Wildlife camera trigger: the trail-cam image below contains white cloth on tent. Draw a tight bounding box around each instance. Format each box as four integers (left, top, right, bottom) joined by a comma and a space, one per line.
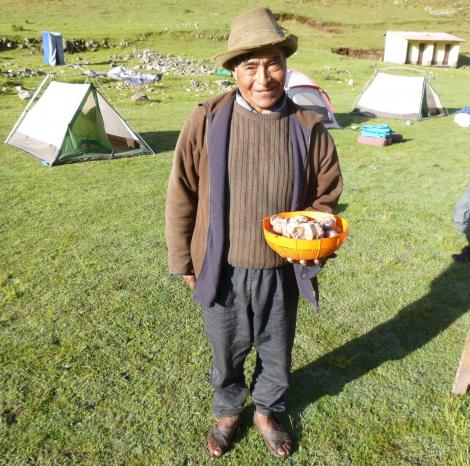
357, 73, 424, 118
96, 93, 137, 139
16, 82, 90, 148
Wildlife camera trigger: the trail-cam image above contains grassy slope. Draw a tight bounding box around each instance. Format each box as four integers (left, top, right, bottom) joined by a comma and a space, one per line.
1, 0, 470, 464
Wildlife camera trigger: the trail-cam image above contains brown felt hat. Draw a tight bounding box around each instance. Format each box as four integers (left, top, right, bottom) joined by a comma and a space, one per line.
215, 7, 298, 70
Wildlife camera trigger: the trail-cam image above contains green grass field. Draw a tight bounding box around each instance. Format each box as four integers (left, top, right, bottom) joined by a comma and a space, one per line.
1, 1, 470, 464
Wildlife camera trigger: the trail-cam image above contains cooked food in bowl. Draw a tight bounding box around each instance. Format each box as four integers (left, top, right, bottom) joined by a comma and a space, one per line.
269, 213, 342, 240
262, 211, 348, 261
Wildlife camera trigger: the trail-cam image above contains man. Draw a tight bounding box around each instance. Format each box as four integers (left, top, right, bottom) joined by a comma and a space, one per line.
165, 7, 342, 458
452, 176, 470, 262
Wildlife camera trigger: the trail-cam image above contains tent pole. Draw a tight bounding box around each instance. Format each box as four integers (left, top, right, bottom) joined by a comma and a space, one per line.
418, 76, 426, 120
4, 73, 51, 144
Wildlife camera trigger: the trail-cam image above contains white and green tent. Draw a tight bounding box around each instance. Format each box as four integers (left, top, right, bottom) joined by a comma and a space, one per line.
352, 69, 446, 120
6, 79, 153, 166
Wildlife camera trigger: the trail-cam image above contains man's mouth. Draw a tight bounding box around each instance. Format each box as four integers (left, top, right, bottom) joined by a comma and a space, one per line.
255, 88, 277, 96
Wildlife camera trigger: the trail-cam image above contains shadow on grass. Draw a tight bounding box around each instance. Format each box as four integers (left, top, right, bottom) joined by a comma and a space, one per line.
87, 61, 113, 66
289, 261, 470, 440
334, 113, 374, 127
140, 131, 180, 154
336, 203, 348, 214
458, 54, 470, 67
446, 107, 466, 115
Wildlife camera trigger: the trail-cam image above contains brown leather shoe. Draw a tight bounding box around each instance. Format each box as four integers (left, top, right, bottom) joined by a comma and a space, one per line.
253, 413, 293, 459
452, 245, 470, 262
205, 416, 241, 458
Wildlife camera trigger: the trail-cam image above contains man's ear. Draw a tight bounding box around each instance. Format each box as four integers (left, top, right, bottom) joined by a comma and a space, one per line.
232, 67, 238, 82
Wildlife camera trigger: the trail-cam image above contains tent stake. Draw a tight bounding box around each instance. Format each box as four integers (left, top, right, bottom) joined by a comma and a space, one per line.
452, 327, 470, 395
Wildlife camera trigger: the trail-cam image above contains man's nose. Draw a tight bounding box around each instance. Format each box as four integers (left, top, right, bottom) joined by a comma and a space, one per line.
255, 66, 270, 85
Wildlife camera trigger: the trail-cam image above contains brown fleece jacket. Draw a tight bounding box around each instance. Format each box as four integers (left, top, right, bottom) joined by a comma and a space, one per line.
165, 90, 343, 277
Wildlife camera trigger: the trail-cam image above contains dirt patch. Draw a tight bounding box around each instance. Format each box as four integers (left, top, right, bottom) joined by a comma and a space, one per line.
136, 30, 227, 44
2, 407, 23, 426
332, 47, 383, 60
274, 12, 341, 33
135, 49, 214, 75
63, 38, 110, 53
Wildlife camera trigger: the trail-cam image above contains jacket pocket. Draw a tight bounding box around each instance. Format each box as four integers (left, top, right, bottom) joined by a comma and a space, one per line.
190, 226, 208, 278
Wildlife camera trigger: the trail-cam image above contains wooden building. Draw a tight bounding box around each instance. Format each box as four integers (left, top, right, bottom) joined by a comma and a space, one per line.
384, 31, 464, 68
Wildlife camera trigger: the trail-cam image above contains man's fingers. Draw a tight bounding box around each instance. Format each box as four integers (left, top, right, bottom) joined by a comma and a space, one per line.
287, 258, 315, 266
285, 256, 336, 267
182, 275, 196, 289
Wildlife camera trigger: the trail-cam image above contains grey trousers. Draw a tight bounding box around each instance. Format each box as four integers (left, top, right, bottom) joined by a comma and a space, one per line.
203, 265, 299, 417
453, 180, 470, 242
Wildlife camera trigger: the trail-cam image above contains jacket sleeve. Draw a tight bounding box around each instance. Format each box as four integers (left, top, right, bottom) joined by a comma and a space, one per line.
306, 122, 343, 213
165, 107, 205, 275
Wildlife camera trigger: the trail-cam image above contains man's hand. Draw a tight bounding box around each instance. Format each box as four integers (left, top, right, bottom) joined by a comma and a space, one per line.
286, 258, 322, 267
283, 253, 337, 267
182, 274, 196, 289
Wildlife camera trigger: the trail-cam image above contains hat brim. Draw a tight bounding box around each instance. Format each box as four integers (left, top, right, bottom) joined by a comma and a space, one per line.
214, 34, 298, 70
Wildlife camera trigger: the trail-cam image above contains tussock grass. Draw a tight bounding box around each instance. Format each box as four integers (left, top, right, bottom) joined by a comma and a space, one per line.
1, 0, 470, 464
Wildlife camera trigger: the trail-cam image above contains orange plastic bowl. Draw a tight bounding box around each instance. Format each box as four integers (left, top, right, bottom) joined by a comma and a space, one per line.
262, 211, 349, 261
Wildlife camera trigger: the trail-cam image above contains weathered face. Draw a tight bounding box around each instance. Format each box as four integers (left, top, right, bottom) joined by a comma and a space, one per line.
232, 46, 287, 113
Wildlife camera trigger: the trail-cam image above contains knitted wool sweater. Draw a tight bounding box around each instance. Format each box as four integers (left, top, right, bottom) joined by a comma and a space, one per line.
227, 102, 293, 268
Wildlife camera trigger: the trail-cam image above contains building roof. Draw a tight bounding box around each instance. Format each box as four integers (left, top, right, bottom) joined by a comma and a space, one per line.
387, 31, 464, 42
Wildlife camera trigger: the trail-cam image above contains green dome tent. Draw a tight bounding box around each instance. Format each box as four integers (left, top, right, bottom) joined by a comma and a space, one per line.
5, 78, 153, 166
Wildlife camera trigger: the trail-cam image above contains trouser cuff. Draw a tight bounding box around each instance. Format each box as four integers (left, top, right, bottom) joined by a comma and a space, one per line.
213, 408, 243, 418
254, 406, 284, 417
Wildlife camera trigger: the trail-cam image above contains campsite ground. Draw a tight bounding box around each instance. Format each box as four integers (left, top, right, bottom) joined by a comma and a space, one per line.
1, 0, 470, 464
